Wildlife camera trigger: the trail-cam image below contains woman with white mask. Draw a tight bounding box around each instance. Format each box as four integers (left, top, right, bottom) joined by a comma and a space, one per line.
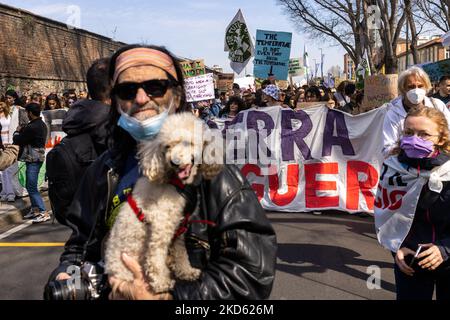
383, 66, 450, 157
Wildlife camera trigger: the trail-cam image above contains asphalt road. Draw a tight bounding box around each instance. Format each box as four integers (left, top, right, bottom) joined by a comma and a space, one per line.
0, 210, 395, 300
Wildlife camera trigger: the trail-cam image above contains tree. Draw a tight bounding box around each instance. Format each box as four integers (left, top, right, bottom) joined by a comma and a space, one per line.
278, 0, 408, 74
416, 0, 450, 32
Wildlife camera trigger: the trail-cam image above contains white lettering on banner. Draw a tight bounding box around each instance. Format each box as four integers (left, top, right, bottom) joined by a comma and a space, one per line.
185, 73, 215, 102
208, 105, 388, 213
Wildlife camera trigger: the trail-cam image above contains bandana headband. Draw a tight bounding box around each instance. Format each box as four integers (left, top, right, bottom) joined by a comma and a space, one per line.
112, 48, 178, 85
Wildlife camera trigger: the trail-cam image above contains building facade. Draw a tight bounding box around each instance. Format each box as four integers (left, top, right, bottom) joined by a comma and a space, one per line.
397, 36, 447, 73
343, 53, 356, 80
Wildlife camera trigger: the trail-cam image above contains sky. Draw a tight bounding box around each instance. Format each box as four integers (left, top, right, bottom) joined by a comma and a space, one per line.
2, 0, 346, 79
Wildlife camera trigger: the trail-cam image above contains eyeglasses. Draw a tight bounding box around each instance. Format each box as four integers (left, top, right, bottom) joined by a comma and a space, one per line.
113, 79, 176, 100
403, 129, 439, 140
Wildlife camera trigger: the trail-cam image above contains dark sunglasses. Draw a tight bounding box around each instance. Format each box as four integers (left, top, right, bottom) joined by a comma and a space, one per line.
113, 79, 176, 100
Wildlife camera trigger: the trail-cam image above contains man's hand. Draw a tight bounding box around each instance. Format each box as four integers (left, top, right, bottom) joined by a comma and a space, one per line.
108, 253, 173, 300
395, 247, 416, 276
417, 243, 444, 271
56, 272, 71, 281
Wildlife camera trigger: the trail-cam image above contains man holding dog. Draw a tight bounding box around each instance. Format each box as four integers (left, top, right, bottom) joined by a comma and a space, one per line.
47, 44, 277, 300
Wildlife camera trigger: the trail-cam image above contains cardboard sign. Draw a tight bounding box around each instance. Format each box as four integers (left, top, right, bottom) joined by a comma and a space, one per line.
253, 30, 292, 80
289, 58, 304, 76
234, 76, 256, 92
180, 59, 206, 78
217, 73, 235, 92
362, 74, 398, 110
185, 73, 215, 102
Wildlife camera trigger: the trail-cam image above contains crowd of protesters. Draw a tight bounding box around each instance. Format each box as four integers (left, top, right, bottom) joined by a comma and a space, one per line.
0, 88, 87, 223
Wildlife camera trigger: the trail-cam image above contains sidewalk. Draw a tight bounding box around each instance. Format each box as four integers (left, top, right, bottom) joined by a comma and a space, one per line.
0, 191, 49, 229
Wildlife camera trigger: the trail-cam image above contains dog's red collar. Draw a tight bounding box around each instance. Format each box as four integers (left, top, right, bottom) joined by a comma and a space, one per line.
127, 194, 145, 222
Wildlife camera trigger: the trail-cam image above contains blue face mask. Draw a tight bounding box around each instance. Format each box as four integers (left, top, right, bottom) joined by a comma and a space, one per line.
117, 101, 174, 141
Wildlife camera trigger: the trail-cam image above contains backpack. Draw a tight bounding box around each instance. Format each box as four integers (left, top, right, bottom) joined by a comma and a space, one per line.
46, 133, 98, 226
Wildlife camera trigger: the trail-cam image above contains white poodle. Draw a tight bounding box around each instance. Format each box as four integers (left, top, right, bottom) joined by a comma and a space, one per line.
105, 112, 223, 293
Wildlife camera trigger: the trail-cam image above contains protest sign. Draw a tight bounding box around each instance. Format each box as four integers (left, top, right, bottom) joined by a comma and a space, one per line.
362, 74, 398, 111
254, 30, 292, 80
185, 73, 215, 102
289, 58, 304, 77
224, 9, 254, 74
42, 109, 67, 150
180, 59, 205, 78
207, 105, 387, 213
234, 76, 256, 92
217, 73, 235, 92
421, 58, 450, 83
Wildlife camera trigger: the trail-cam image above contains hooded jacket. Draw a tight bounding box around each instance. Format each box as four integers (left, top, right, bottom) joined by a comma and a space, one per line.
62, 99, 110, 155
382, 96, 450, 157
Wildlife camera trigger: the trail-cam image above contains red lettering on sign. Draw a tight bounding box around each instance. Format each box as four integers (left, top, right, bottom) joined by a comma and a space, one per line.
241, 164, 265, 201
305, 163, 339, 208
388, 190, 407, 210
374, 186, 407, 210
268, 164, 299, 206
374, 184, 383, 208
346, 161, 379, 210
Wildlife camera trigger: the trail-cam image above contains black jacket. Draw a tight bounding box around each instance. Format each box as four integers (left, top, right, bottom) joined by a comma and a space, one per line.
48, 151, 277, 300
13, 117, 47, 148
399, 152, 450, 268
62, 99, 110, 155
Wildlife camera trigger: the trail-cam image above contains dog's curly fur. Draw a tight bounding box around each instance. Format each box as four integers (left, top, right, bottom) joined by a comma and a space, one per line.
104, 112, 223, 293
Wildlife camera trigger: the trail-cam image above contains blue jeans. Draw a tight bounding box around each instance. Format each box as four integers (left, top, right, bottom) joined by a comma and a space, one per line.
26, 162, 46, 212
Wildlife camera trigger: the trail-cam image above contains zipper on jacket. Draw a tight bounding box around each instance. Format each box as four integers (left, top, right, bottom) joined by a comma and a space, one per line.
426, 209, 436, 243
104, 168, 119, 224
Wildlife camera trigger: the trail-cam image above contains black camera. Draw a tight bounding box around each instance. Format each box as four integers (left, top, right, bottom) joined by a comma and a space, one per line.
44, 262, 108, 300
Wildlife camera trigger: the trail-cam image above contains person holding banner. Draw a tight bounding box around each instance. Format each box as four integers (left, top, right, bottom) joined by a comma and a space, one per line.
375, 107, 450, 300
261, 84, 282, 108
219, 96, 245, 119
383, 67, 450, 157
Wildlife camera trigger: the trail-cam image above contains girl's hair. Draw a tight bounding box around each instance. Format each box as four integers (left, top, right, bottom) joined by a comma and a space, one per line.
0, 101, 11, 117
220, 96, 245, 117
0, 102, 11, 118
392, 106, 450, 155
44, 93, 62, 110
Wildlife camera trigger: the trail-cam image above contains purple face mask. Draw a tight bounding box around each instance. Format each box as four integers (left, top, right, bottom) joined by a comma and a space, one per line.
400, 135, 435, 158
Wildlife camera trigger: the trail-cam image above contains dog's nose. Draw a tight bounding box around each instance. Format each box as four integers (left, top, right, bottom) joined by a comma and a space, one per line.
170, 160, 180, 167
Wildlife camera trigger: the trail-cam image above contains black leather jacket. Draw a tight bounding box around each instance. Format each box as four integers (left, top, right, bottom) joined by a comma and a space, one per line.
48, 151, 277, 300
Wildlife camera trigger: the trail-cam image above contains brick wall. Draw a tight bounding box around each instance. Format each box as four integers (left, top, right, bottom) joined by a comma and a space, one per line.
0, 3, 125, 96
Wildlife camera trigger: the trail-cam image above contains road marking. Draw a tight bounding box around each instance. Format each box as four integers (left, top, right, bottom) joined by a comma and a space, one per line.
0, 243, 65, 247
0, 221, 32, 240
